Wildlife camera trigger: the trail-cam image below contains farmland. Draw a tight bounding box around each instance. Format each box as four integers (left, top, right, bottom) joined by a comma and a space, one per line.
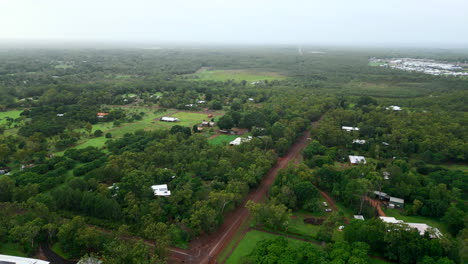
185, 68, 287, 82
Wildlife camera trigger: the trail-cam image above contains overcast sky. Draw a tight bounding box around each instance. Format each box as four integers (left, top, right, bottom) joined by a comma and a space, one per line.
1, 0, 468, 47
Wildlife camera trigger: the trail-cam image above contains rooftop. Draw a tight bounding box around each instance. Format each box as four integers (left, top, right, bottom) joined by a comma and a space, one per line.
349, 155, 366, 164
0, 255, 49, 264
151, 184, 171, 196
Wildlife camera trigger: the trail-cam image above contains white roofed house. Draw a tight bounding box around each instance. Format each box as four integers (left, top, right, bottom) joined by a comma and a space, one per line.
160, 117, 180, 122
386, 105, 402, 111
349, 155, 366, 165
352, 139, 366, 144
229, 136, 253, 146
0, 255, 49, 264
151, 184, 171, 196
342, 126, 359, 132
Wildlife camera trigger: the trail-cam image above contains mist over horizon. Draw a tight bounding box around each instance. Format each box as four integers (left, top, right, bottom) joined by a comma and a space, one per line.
1, 0, 468, 49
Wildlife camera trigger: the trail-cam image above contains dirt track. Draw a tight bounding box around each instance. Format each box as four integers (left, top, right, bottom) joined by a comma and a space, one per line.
168, 125, 314, 263
364, 197, 386, 217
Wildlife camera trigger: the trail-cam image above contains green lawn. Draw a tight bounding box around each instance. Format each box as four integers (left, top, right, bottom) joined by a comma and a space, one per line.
208, 135, 238, 146
0, 242, 27, 257
170, 112, 212, 127
186, 68, 287, 82
56, 109, 215, 152
226, 230, 322, 264
0, 110, 23, 125
382, 208, 448, 234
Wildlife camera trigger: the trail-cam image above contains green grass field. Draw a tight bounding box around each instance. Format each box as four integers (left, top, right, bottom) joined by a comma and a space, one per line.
170, 112, 212, 127
225, 230, 321, 264
0, 242, 27, 257
208, 135, 238, 146
62, 109, 214, 151
187, 68, 287, 82
438, 163, 468, 172
0, 110, 23, 125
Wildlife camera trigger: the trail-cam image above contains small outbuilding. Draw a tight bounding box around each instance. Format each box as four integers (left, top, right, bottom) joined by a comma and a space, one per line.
354, 215, 365, 220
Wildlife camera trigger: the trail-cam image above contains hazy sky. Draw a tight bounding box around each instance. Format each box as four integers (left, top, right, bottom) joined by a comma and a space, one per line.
1, 0, 468, 46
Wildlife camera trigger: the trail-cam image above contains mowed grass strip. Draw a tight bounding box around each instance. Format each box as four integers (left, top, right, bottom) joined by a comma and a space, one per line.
0, 242, 27, 257
225, 230, 321, 264
208, 135, 238, 146
189, 69, 287, 82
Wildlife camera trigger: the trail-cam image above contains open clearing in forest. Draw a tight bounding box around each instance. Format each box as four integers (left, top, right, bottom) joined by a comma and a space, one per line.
186, 68, 287, 82
0, 110, 23, 125
60, 109, 221, 151
225, 230, 321, 264
208, 134, 238, 146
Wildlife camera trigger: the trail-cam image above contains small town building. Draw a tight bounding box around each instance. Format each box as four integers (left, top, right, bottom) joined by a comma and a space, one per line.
160, 117, 180, 122
197, 100, 206, 104
389, 197, 404, 208
151, 184, 171, 196
0, 254, 49, 264
248, 98, 255, 102
342, 126, 360, 132
349, 155, 366, 165
386, 105, 402, 111
352, 139, 366, 144
56, 113, 65, 117
97, 113, 109, 118
354, 215, 365, 220
201, 121, 215, 127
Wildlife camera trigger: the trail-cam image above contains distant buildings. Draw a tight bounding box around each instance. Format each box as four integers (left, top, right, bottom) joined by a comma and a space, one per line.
373, 191, 404, 208
369, 57, 468, 77
353, 139, 366, 144
386, 105, 402, 111
97, 113, 109, 118
342, 126, 359, 132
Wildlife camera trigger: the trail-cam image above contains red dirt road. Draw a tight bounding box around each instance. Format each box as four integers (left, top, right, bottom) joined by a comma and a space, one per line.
168, 128, 313, 264
365, 197, 386, 217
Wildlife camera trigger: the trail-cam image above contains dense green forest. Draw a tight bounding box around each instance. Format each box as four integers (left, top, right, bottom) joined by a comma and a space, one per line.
0, 47, 466, 264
